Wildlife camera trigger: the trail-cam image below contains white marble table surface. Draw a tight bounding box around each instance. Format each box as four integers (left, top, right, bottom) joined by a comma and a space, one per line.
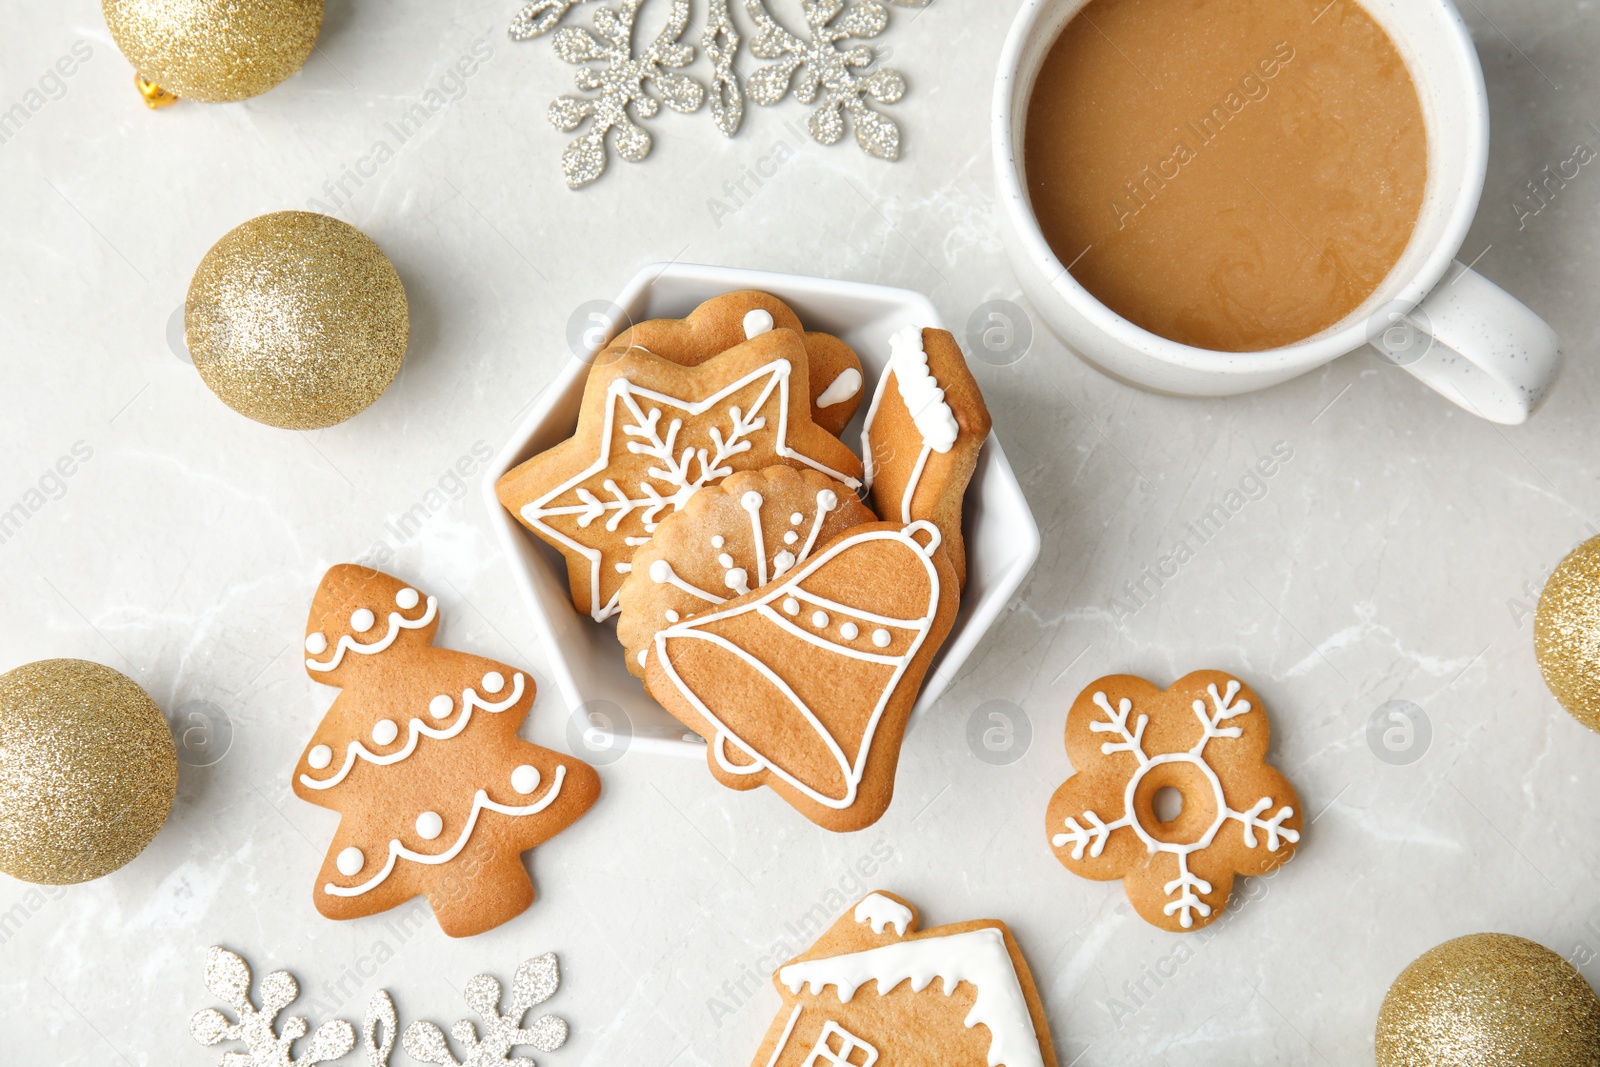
3, 1, 1598, 1064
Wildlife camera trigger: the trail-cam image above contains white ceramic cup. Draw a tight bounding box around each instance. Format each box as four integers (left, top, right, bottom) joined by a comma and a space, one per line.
993, 0, 1563, 424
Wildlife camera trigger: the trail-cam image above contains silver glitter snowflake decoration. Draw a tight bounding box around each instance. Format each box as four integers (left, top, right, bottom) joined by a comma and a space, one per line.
190, 947, 356, 1067
745, 0, 905, 159
547, 0, 707, 188
400, 954, 568, 1067
509, 0, 602, 39
514, 0, 929, 185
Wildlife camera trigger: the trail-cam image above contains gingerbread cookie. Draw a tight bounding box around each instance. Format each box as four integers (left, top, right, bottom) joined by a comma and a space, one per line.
292, 565, 600, 938
1045, 671, 1302, 932
613, 290, 866, 437
862, 326, 991, 589
751, 891, 1058, 1067
616, 466, 876, 678
643, 520, 958, 832
496, 329, 864, 621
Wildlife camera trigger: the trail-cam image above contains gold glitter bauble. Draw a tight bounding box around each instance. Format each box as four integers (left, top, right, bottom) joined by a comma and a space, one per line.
0, 659, 178, 885
1376, 933, 1600, 1067
186, 211, 409, 430
102, 0, 323, 103
1536, 535, 1600, 733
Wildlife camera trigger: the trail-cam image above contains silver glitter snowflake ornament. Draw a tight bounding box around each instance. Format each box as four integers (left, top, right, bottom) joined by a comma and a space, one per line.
548, 0, 707, 188
190, 947, 356, 1067
746, 0, 906, 159
510, 0, 588, 39
401, 954, 569, 1067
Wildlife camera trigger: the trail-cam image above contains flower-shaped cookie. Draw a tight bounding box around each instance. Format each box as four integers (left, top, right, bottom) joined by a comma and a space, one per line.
1045, 671, 1302, 932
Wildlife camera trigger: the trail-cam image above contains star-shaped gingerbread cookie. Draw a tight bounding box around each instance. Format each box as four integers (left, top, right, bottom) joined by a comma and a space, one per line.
497, 329, 864, 620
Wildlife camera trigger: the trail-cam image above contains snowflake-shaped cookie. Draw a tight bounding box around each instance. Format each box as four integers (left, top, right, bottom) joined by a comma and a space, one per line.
1045, 671, 1303, 932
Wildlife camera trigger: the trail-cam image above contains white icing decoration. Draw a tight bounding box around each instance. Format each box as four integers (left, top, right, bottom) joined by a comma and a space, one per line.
841, 622, 859, 640
773, 550, 797, 577
519, 359, 861, 621
725, 569, 751, 595
350, 608, 376, 634
765, 1005, 803, 1067
1049, 681, 1300, 929
625, 535, 651, 547
307, 745, 332, 770
336, 847, 364, 876
654, 521, 944, 811
304, 632, 328, 655
718, 553, 734, 568
743, 308, 775, 338
300, 673, 527, 791
415, 811, 443, 840
712, 535, 725, 548
784, 531, 799, 545
779, 926, 1044, 1067
861, 326, 961, 513
854, 892, 912, 935
639, 649, 648, 667
742, 491, 768, 588
649, 559, 727, 605
790, 512, 804, 525
429, 694, 453, 718
395, 587, 420, 610
806, 1022, 879, 1066
872, 629, 892, 648
616, 562, 632, 573
812, 611, 829, 628
324, 766, 568, 898
511, 764, 540, 794
371, 719, 399, 746
482, 671, 505, 694
665, 609, 680, 623
817, 367, 863, 408
306, 595, 438, 672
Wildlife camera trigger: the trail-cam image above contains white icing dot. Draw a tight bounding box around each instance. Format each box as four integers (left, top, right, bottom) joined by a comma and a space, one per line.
482, 671, 505, 694
395, 587, 420, 610
649, 559, 673, 583
415, 811, 443, 840
711, 535, 725, 548
304, 632, 328, 655
773, 550, 796, 576
616, 562, 632, 573
725, 568, 749, 593
784, 531, 799, 545
742, 491, 764, 510
790, 512, 804, 525
812, 611, 829, 628
638, 649, 648, 667
841, 622, 860, 640
817, 490, 838, 510
307, 744, 332, 770
372, 719, 399, 746
743, 308, 775, 338
783, 598, 800, 615
429, 694, 453, 718
350, 608, 376, 633
665, 609, 680, 622
511, 765, 540, 794
336, 847, 365, 876
873, 629, 892, 648
718, 553, 734, 568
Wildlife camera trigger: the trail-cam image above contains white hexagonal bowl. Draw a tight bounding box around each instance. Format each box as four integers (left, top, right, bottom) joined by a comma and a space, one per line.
483, 262, 1041, 758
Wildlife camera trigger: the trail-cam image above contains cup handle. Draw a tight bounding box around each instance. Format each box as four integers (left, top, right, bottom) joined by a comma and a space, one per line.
1370, 261, 1562, 424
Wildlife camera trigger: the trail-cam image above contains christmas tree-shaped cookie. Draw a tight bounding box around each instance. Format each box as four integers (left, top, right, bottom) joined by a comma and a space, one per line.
292, 565, 600, 937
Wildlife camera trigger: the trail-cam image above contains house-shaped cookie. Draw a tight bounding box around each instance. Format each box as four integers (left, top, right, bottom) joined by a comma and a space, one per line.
750, 891, 1058, 1066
